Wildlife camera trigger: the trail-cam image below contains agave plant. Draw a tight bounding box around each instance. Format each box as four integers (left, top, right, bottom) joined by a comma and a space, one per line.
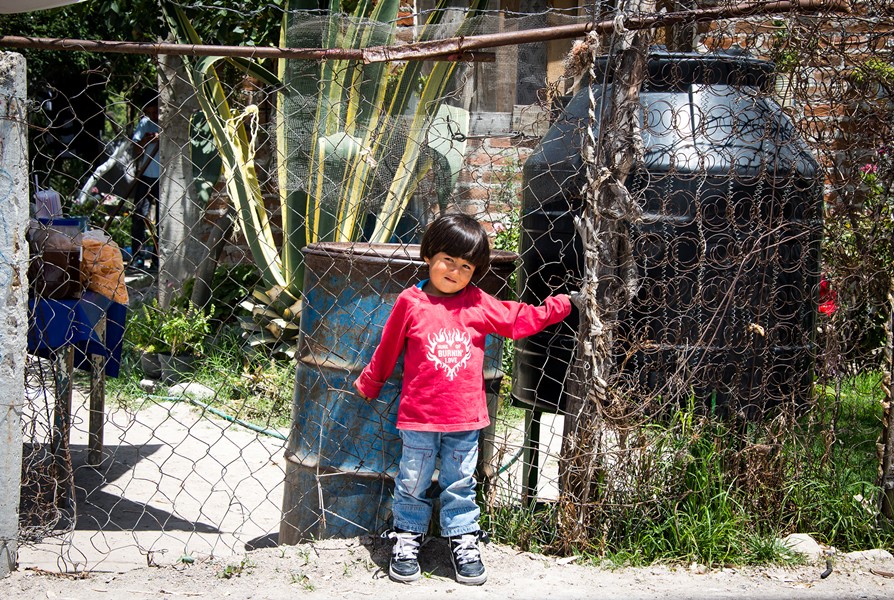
163, 0, 481, 356
283, 1, 481, 248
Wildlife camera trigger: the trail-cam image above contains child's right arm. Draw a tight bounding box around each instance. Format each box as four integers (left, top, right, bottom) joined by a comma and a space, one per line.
353, 295, 411, 400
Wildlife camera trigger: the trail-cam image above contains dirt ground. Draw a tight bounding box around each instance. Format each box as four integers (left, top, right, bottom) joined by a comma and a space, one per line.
12, 368, 894, 599
4, 535, 894, 599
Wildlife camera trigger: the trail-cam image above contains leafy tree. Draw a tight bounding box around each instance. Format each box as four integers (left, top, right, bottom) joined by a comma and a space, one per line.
0, 1, 286, 198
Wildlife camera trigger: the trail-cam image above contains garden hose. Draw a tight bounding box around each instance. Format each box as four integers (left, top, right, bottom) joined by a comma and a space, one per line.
820, 558, 833, 579
149, 394, 288, 441
151, 393, 527, 474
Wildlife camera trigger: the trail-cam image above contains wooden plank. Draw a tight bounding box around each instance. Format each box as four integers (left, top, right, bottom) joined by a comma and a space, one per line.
87, 314, 106, 466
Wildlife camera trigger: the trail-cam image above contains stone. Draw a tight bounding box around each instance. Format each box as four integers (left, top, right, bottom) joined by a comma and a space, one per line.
845, 549, 894, 562
167, 382, 216, 402
780, 533, 825, 560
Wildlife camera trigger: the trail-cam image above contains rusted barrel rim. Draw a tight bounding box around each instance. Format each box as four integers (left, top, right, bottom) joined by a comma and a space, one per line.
302, 242, 519, 268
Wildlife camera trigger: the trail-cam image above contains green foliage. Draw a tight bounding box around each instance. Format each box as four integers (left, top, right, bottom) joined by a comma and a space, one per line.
481, 502, 559, 554
158, 301, 213, 356
740, 535, 805, 566
237, 285, 303, 360
162, 1, 294, 298
1, 0, 285, 55
114, 323, 296, 427
769, 20, 801, 73
195, 327, 296, 428
1, 0, 283, 207
614, 403, 750, 565
852, 58, 894, 88
290, 571, 315, 591
292, 0, 484, 246
0, 2, 157, 202
492, 209, 521, 256
104, 351, 149, 409
167, 0, 284, 49
125, 299, 167, 354
189, 111, 224, 205
164, 0, 483, 304
491, 160, 522, 295
176, 264, 262, 323
823, 149, 894, 361
218, 556, 255, 579
0, 3, 152, 92
777, 373, 888, 550
67, 196, 131, 249
492, 159, 522, 396
486, 376, 892, 566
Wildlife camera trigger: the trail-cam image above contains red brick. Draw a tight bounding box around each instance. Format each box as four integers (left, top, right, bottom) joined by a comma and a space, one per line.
456, 169, 478, 185
488, 137, 514, 149
466, 151, 495, 167
457, 185, 490, 201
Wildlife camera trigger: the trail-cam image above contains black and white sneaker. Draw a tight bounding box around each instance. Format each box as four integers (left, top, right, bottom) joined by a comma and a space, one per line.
383, 529, 424, 582
449, 530, 489, 585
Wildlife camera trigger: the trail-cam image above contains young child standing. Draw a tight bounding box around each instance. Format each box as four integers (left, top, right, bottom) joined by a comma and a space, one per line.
353, 213, 572, 585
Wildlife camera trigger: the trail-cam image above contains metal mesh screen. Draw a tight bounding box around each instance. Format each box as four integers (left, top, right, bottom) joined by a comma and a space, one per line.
4, 0, 893, 571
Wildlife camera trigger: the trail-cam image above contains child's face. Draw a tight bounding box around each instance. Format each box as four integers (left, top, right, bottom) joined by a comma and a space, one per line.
423, 252, 475, 296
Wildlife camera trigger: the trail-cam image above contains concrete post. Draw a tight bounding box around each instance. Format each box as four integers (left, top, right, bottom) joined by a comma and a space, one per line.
0, 51, 28, 576
156, 49, 203, 308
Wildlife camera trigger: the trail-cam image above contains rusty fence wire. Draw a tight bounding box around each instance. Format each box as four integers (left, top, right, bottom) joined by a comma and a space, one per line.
5, 1, 894, 571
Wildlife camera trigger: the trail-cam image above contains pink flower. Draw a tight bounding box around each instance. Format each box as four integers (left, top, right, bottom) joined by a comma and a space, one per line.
860, 163, 878, 174
493, 222, 506, 234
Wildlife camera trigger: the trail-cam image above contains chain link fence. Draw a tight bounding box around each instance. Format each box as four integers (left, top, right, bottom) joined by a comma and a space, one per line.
7, 1, 894, 571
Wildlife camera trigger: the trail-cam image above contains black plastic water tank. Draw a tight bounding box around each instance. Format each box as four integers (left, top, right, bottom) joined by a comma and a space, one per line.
513, 51, 822, 418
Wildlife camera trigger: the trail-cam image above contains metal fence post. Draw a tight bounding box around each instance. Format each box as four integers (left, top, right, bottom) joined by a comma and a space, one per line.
0, 51, 28, 577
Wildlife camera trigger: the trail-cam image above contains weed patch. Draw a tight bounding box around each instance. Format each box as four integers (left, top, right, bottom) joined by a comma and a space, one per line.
484, 374, 894, 566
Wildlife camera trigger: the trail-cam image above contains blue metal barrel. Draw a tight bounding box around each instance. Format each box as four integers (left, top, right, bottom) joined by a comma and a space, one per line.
280, 242, 516, 543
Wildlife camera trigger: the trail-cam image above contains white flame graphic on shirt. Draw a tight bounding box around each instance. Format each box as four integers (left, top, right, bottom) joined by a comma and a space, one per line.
425, 328, 472, 381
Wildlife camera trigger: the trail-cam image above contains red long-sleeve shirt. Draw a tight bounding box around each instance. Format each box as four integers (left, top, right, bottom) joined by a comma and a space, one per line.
354, 284, 572, 432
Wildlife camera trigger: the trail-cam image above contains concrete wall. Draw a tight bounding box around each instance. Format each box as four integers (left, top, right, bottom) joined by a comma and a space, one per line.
0, 51, 28, 577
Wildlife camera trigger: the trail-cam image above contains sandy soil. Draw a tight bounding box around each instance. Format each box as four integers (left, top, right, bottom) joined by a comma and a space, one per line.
12, 371, 894, 599
4, 535, 894, 599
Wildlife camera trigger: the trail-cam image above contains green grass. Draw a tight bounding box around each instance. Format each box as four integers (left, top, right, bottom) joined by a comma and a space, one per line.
481, 501, 560, 554
191, 327, 295, 429
775, 372, 889, 550
103, 349, 161, 411
483, 372, 893, 566
108, 323, 295, 431
218, 556, 255, 579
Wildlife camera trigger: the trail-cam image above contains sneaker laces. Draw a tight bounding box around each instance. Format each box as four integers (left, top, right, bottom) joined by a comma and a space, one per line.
385, 530, 421, 560
452, 531, 488, 565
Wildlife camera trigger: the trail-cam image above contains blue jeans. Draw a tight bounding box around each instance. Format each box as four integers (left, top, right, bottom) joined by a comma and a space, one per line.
392, 429, 480, 537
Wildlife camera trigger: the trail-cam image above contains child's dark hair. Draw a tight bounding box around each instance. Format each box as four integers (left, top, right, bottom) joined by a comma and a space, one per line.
420, 213, 490, 278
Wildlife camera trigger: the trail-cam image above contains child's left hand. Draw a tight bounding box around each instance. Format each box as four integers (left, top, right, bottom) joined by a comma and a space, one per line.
568, 290, 586, 310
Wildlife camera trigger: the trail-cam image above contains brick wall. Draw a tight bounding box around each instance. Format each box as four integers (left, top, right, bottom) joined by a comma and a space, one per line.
696, 7, 894, 197
456, 136, 536, 235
